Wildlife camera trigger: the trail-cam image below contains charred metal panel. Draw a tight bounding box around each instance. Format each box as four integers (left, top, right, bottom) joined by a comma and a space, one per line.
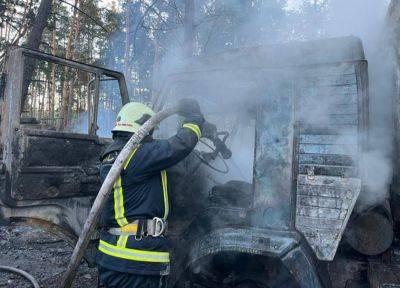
295, 63, 362, 131
209, 181, 253, 208
20, 130, 106, 167
296, 129, 358, 178
292, 61, 367, 261
295, 175, 361, 261
253, 83, 295, 230
0, 50, 24, 207
9, 129, 108, 200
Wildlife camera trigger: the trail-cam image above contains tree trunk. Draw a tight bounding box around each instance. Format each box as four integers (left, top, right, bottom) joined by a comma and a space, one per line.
68, 6, 83, 128
67, 78, 76, 128
21, 0, 53, 110
50, 27, 57, 120
47, 74, 52, 124
59, 0, 80, 130
40, 78, 46, 119
30, 84, 36, 116
183, 0, 195, 58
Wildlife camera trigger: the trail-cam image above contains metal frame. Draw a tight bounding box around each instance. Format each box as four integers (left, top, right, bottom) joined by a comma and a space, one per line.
1, 47, 129, 139
19, 47, 130, 107
0, 47, 131, 263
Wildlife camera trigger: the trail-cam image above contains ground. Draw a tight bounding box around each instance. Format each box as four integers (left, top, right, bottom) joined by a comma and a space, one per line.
0, 225, 98, 288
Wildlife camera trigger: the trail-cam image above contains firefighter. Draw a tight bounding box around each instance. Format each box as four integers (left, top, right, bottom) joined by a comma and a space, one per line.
96, 99, 204, 288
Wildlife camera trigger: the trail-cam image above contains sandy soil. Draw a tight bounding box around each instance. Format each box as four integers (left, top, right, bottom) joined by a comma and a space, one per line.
0, 225, 98, 288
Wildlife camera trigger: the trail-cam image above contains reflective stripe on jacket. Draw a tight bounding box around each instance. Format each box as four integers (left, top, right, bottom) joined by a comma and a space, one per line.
96, 122, 202, 275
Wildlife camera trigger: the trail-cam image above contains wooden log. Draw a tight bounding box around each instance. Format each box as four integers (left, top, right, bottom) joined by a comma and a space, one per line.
60, 107, 178, 288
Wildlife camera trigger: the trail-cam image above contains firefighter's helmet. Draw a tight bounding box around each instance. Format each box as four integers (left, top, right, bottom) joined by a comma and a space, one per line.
112, 102, 155, 134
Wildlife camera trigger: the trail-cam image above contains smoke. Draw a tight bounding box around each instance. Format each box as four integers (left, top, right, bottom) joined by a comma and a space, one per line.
94, 1, 395, 213
74, 0, 395, 215
156, 0, 392, 199
323, 0, 393, 209
246, 1, 392, 210
359, 149, 392, 207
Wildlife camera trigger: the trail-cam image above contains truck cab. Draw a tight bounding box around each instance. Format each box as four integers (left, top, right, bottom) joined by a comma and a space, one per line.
0, 47, 129, 251
156, 36, 371, 287
0, 37, 392, 288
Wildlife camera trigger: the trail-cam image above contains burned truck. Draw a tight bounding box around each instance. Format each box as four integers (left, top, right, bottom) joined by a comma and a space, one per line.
0, 36, 398, 287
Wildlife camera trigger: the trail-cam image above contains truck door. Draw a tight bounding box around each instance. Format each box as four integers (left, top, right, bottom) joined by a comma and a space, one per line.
0, 47, 129, 243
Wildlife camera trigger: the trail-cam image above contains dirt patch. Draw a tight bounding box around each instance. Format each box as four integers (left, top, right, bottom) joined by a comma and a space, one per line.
0, 225, 98, 288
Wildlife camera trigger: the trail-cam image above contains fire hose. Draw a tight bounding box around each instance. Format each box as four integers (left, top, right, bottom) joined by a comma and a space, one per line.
60, 107, 178, 288
0, 265, 40, 288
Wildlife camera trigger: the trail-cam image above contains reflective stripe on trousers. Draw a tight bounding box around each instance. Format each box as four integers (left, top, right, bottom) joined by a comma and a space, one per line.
98, 240, 170, 263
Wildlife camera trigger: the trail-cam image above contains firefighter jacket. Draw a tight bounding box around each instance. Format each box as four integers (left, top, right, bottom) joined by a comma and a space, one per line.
96, 118, 203, 275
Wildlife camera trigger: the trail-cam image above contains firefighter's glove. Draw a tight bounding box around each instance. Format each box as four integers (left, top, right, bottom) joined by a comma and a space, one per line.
177, 98, 205, 127
202, 122, 217, 140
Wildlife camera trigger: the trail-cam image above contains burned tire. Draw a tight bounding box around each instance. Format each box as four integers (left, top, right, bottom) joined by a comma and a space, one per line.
176, 252, 300, 288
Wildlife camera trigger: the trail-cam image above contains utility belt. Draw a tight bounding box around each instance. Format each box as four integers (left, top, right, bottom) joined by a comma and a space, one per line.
108, 217, 167, 239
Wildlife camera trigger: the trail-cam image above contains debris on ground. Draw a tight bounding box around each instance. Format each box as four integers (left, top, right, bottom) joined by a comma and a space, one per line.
0, 225, 98, 288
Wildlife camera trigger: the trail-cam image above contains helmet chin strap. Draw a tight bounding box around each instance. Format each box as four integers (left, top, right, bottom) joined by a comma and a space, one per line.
112, 129, 154, 141
112, 131, 133, 140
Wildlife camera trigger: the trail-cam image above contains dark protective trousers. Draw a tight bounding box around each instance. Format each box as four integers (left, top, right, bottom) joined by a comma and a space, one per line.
98, 266, 168, 288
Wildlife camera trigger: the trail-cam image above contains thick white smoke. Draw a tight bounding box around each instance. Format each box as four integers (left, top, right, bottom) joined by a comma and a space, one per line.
93, 1, 394, 208
156, 1, 394, 210
325, 0, 393, 208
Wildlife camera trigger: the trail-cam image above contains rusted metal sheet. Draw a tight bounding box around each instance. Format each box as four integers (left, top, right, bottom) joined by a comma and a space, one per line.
295, 175, 361, 261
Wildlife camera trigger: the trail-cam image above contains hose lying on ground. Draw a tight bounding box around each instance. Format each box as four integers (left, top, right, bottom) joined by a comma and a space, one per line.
60, 107, 178, 288
0, 265, 40, 288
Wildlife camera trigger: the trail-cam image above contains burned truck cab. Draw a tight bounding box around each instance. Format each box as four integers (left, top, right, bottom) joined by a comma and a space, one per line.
0, 47, 129, 248
157, 36, 369, 288
0, 38, 379, 287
